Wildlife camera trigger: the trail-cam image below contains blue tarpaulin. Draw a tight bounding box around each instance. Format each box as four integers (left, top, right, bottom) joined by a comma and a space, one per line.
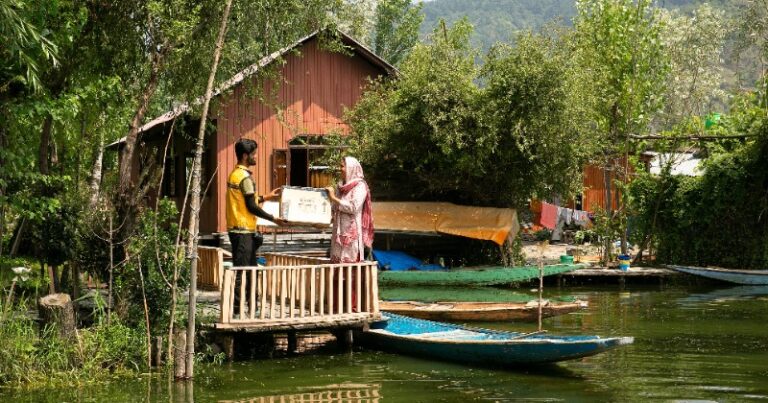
372, 249, 444, 271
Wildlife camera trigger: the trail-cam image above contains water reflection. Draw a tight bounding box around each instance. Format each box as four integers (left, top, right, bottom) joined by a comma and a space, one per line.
677, 285, 768, 305
219, 383, 381, 403
3, 285, 768, 402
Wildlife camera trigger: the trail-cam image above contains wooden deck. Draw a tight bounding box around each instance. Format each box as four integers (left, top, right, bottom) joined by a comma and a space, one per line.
215, 253, 381, 333
553, 266, 681, 286
564, 267, 679, 277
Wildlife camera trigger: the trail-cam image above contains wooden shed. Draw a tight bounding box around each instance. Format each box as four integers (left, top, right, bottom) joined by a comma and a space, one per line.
117, 30, 395, 238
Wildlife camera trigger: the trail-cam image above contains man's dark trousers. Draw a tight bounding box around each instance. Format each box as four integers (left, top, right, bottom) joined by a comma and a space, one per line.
229, 232, 263, 314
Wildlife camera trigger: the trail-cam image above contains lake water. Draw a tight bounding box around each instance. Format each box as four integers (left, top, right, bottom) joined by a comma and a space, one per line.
4, 284, 768, 402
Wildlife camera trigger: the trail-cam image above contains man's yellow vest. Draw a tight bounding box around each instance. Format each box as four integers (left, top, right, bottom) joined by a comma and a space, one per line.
226, 165, 256, 231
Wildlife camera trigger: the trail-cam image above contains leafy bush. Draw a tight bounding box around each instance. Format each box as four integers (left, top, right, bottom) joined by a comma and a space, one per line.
628, 94, 768, 269
114, 199, 188, 335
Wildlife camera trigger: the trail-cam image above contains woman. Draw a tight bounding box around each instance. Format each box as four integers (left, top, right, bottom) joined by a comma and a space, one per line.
325, 156, 374, 263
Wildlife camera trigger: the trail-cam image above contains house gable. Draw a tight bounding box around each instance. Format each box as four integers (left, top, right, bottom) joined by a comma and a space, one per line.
213, 36, 391, 233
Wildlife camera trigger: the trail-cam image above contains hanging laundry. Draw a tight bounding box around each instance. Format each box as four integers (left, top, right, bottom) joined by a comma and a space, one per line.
574, 210, 591, 227
551, 207, 571, 241
564, 208, 574, 226
540, 202, 558, 230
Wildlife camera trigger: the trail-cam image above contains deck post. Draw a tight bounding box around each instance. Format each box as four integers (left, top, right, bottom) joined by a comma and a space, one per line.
219, 334, 235, 362
337, 329, 353, 351
287, 331, 298, 354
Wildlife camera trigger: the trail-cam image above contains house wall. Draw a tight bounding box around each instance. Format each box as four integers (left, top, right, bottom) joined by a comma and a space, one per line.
210, 38, 387, 234
581, 163, 622, 212
529, 158, 631, 229
138, 121, 219, 235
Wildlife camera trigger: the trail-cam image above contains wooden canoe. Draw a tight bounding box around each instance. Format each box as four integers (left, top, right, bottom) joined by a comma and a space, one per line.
360, 313, 633, 365
667, 265, 768, 285
379, 300, 588, 322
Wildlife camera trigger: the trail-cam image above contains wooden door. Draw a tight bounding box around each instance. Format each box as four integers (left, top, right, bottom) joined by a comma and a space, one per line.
272, 149, 289, 188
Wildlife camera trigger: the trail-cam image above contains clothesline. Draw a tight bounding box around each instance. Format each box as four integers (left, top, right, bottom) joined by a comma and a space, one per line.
539, 201, 592, 231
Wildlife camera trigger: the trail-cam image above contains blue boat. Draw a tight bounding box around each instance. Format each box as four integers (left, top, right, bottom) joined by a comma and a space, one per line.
667, 265, 768, 285
360, 313, 633, 365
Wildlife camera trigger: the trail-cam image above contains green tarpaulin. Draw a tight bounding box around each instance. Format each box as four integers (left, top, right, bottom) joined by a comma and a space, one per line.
380, 286, 578, 303
378, 264, 583, 286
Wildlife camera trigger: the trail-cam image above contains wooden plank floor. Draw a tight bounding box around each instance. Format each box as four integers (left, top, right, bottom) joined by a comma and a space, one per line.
214, 313, 378, 333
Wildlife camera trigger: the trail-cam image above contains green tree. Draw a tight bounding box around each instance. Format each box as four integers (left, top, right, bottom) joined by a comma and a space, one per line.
656, 5, 727, 129
347, 20, 589, 209
370, 0, 424, 65
573, 0, 669, 259
0, 0, 58, 93
479, 30, 594, 207
348, 20, 485, 204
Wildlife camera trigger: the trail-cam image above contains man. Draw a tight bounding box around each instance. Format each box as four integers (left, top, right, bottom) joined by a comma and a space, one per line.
227, 139, 286, 314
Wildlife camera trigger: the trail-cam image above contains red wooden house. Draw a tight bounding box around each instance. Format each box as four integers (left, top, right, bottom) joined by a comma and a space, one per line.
117, 31, 395, 239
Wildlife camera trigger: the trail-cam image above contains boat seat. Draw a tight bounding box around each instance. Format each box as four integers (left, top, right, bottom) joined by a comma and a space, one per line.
373, 328, 495, 341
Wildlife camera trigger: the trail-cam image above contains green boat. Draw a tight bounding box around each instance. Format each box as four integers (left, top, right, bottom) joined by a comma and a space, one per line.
378, 264, 584, 286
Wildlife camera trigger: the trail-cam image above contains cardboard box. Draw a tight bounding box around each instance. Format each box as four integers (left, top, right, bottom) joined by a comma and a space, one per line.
279, 186, 332, 226
256, 201, 280, 227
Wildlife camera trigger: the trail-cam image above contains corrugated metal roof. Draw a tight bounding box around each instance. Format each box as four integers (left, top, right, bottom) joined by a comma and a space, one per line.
646, 151, 703, 176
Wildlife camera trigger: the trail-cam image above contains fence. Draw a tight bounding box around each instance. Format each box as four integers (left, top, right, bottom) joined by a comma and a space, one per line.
219, 254, 380, 327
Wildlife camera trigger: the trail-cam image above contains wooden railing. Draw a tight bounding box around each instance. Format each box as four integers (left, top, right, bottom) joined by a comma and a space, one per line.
219, 260, 380, 327
197, 246, 231, 291
264, 252, 330, 266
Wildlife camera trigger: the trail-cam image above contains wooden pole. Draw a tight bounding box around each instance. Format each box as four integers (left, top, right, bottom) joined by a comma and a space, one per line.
108, 214, 114, 325
137, 260, 152, 370
536, 241, 548, 332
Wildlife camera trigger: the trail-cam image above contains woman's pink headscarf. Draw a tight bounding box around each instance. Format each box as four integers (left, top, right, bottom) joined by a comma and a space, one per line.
337, 156, 374, 248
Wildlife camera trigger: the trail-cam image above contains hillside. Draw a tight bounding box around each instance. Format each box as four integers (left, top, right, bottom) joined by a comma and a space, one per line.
421, 0, 736, 51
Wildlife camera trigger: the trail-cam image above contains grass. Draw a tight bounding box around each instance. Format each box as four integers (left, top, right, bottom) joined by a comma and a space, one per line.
0, 296, 147, 389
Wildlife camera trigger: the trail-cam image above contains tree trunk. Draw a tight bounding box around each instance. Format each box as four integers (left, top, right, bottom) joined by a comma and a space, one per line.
9, 217, 25, 257
59, 264, 71, 294
173, 328, 187, 379
38, 293, 76, 341
115, 46, 168, 251
185, 0, 234, 380
0, 109, 6, 258
107, 215, 114, 324
47, 264, 58, 294
603, 163, 612, 264
72, 264, 80, 314
152, 336, 164, 367
633, 176, 671, 264
0, 203, 4, 259
137, 260, 153, 370
51, 137, 60, 170
39, 115, 53, 175
117, 47, 167, 199
88, 131, 104, 209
